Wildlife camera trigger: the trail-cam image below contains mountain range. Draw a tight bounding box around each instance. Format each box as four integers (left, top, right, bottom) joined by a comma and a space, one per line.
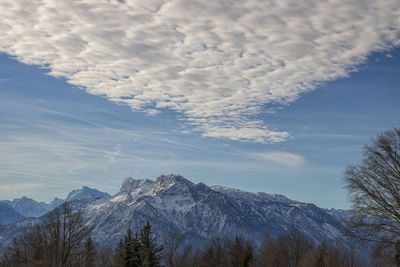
0, 186, 110, 224
0, 174, 354, 251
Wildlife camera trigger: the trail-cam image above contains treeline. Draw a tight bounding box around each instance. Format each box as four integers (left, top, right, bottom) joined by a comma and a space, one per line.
0, 203, 393, 266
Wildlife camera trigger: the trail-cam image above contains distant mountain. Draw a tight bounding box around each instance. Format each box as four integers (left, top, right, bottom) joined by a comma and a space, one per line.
3, 197, 51, 218
66, 186, 110, 202
0, 174, 357, 251
48, 198, 64, 210
0, 202, 24, 225
0, 186, 109, 222
2, 196, 66, 218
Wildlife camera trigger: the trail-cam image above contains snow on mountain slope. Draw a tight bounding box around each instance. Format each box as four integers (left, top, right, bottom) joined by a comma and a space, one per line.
111, 177, 155, 203
211, 185, 295, 205
0, 174, 356, 250
66, 186, 110, 202
75, 174, 353, 248
325, 208, 353, 222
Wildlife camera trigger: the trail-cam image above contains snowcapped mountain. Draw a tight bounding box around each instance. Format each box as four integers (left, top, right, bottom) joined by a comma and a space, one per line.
74, 175, 354, 248
66, 186, 111, 202
0, 174, 356, 250
0, 187, 109, 224
3, 197, 52, 218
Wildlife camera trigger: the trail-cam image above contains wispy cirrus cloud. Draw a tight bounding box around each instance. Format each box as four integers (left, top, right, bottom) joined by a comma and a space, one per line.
0, 182, 45, 192
254, 151, 306, 168
0, 0, 399, 142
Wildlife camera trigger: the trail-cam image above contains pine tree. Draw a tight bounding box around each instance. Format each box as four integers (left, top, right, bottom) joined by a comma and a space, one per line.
122, 227, 142, 267
124, 228, 135, 267
139, 221, 163, 267
132, 231, 142, 267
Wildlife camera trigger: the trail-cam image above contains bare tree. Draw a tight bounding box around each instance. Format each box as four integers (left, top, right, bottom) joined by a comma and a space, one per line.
344, 128, 400, 243
227, 235, 255, 267
299, 241, 360, 267
84, 237, 97, 267
200, 238, 229, 267
163, 231, 184, 267
45, 203, 92, 266
0, 202, 91, 267
172, 244, 200, 267
257, 229, 313, 267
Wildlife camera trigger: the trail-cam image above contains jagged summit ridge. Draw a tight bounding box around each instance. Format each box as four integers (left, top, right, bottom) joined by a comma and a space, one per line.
117, 174, 194, 200
120, 177, 154, 193
153, 174, 194, 194
79, 174, 352, 248
211, 186, 294, 204
1, 174, 355, 251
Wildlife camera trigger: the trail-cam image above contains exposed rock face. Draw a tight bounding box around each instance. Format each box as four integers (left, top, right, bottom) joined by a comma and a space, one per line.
76, 174, 352, 248
0, 174, 355, 251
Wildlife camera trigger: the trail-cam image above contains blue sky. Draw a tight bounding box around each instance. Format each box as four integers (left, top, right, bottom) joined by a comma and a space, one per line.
0, 0, 400, 209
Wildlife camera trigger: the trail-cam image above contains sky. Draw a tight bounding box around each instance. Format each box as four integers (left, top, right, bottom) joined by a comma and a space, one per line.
0, 0, 399, 209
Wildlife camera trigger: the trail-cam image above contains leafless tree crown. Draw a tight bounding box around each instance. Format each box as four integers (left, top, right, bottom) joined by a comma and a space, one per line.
345, 128, 400, 244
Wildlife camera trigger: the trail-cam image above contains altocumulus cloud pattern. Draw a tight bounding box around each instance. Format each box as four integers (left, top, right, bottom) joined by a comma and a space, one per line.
1, 0, 399, 143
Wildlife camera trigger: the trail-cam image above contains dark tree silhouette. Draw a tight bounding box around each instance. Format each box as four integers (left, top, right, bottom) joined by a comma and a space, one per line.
124, 227, 135, 267
228, 235, 255, 267
200, 238, 229, 267
0, 219, 364, 267
139, 221, 163, 267
123, 228, 142, 267
344, 128, 400, 245
0, 202, 91, 267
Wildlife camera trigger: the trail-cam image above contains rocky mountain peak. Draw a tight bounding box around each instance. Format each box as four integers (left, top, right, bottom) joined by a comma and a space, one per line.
156, 174, 192, 187
152, 174, 194, 194
0, 174, 361, 256
119, 177, 154, 194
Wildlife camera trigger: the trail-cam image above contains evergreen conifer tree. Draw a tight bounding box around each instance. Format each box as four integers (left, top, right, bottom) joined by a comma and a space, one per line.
124, 227, 136, 267
132, 231, 142, 267
139, 221, 163, 267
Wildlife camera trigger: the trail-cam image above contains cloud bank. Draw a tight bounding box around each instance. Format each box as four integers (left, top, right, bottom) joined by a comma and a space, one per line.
0, 0, 399, 142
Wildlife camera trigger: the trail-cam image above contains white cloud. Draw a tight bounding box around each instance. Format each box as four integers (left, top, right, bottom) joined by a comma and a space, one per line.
254, 151, 306, 168
0, 0, 399, 143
